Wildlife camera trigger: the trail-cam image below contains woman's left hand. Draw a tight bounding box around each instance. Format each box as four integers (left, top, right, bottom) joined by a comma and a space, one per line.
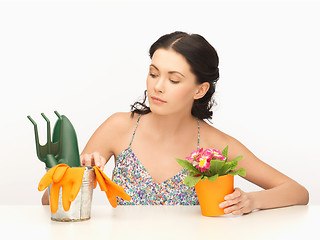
219, 188, 255, 215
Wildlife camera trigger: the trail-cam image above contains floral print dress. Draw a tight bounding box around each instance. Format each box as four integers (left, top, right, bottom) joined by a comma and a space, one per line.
112, 114, 200, 205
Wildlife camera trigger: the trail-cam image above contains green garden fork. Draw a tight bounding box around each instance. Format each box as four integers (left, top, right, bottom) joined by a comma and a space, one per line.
28, 110, 81, 168
27, 111, 63, 168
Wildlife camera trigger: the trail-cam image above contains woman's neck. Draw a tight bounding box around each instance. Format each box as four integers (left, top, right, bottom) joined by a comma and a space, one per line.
145, 112, 197, 140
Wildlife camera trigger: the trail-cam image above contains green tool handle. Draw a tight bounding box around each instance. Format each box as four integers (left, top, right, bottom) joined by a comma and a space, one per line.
46, 154, 58, 168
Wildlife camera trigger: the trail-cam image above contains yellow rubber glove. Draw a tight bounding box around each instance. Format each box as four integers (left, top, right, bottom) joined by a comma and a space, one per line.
38, 164, 85, 213
93, 166, 131, 207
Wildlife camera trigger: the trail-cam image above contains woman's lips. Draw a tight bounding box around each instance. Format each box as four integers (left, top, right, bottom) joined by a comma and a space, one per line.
151, 96, 167, 104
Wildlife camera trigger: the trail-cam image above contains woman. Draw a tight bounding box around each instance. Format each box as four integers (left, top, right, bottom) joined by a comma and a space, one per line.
43, 31, 309, 214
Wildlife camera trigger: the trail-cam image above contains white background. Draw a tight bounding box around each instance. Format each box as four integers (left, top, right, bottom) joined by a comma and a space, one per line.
0, 0, 319, 206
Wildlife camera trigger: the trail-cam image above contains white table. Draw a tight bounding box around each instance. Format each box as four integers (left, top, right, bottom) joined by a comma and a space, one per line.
0, 205, 318, 240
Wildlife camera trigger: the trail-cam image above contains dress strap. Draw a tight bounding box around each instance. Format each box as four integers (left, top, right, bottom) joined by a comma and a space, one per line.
197, 118, 200, 150
129, 114, 142, 148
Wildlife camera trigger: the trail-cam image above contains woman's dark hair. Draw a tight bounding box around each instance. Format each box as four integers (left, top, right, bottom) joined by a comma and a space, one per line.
130, 31, 220, 120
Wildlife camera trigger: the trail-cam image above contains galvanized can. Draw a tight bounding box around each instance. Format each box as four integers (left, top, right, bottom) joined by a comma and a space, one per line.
47, 166, 95, 222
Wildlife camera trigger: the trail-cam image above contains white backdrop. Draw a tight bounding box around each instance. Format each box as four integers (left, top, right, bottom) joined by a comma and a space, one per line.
0, 0, 319, 206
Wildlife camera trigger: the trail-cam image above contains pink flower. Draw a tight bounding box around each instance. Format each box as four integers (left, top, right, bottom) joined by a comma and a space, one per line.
205, 148, 226, 161
195, 153, 212, 172
186, 148, 204, 162
186, 147, 226, 173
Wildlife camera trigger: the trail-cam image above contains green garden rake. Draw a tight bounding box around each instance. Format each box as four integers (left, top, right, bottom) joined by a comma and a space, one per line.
27, 111, 81, 168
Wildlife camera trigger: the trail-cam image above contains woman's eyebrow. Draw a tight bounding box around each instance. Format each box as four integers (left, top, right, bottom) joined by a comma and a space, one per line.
150, 64, 185, 78
150, 64, 159, 71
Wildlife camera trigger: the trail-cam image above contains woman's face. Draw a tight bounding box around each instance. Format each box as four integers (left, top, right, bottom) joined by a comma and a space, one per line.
147, 48, 204, 116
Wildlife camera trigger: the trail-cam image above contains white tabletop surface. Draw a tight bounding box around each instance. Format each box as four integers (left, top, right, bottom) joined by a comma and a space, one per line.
0, 205, 318, 240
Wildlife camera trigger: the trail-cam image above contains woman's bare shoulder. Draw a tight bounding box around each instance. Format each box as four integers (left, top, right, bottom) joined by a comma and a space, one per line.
200, 121, 236, 150
81, 112, 138, 157
105, 112, 133, 125
201, 121, 255, 161
101, 112, 138, 135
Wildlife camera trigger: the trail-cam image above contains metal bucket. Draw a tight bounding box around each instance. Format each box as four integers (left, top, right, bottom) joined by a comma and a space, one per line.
47, 166, 95, 222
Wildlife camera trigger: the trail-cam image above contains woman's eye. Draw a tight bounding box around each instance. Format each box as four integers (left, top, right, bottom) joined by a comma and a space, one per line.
170, 80, 180, 84
149, 73, 157, 78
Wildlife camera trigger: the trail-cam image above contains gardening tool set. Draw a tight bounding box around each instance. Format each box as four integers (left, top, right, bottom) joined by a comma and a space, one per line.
28, 111, 131, 221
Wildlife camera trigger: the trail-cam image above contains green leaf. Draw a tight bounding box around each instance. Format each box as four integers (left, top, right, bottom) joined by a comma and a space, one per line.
231, 155, 243, 163
201, 176, 208, 181
222, 145, 228, 159
208, 174, 219, 182
228, 155, 243, 170
219, 162, 232, 175
209, 160, 225, 175
228, 168, 246, 177
238, 168, 246, 177
176, 158, 200, 174
184, 175, 202, 187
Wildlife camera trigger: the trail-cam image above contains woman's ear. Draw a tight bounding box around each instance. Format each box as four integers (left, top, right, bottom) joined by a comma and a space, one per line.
194, 82, 210, 100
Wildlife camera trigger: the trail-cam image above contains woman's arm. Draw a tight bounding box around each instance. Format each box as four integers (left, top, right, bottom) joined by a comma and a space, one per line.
218, 135, 309, 215
249, 180, 309, 210
80, 113, 121, 168
42, 189, 49, 205
41, 112, 129, 205
80, 112, 133, 168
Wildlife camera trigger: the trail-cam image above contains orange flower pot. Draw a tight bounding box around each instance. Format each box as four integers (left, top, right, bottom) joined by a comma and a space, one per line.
195, 174, 234, 217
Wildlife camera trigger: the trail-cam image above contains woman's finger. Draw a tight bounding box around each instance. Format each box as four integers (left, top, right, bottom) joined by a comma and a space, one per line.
93, 152, 101, 167
92, 152, 107, 171
224, 188, 242, 200
224, 201, 245, 214
80, 154, 87, 166
231, 208, 244, 215
219, 196, 242, 208
80, 154, 89, 166
99, 155, 107, 171
82, 153, 94, 166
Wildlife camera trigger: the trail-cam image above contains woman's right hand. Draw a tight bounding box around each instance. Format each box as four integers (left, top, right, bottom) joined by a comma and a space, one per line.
80, 152, 107, 171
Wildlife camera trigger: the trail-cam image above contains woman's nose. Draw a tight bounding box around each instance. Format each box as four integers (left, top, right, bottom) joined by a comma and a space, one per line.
154, 77, 165, 93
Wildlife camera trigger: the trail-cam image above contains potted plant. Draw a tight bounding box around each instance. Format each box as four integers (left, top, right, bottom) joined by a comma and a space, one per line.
176, 146, 246, 216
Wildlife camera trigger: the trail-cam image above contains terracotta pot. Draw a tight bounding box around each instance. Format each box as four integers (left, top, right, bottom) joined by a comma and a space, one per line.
195, 174, 234, 217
